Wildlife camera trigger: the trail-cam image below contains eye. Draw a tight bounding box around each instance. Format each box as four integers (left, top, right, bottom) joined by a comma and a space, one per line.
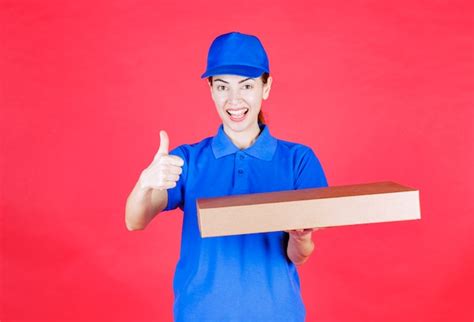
242, 84, 253, 90
216, 85, 227, 91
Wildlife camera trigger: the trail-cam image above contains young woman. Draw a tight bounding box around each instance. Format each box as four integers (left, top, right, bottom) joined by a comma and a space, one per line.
125, 31, 328, 322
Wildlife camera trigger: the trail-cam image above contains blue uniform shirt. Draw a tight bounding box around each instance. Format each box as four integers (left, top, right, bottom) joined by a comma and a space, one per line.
164, 124, 328, 322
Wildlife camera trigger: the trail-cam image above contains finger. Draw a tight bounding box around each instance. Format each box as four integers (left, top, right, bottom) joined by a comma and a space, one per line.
161, 180, 177, 190
166, 165, 183, 175
142, 180, 177, 191
165, 174, 180, 182
157, 130, 169, 155
159, 155, 184, 167
155, 165, 183, 175
168, 155, 184, 166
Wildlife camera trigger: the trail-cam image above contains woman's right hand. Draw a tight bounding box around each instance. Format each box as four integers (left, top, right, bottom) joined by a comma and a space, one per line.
139, 130, 184, 191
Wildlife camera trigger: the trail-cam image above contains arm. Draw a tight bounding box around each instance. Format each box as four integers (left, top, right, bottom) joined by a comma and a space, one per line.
286, 228, 317, 266
125, 181, 168, 231
287, 147, 328, 265
125, 130, 184, 231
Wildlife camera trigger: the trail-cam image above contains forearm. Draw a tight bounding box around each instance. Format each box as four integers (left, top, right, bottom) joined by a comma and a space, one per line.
286, 234, 315, 266
125, 180, 167, 230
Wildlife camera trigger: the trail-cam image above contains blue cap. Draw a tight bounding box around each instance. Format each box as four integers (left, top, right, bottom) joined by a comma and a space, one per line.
201, 32, 270, 79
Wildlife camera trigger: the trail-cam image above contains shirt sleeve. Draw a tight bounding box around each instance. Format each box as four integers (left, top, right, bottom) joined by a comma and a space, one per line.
294, 147, 328, 189
163, 145, 188, 212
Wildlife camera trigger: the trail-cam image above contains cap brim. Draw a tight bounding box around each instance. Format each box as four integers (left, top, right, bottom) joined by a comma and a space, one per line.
201, 65, 267, 79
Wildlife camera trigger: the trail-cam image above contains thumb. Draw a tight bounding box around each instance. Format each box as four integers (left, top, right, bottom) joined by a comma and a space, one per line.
157, 130, 169, 155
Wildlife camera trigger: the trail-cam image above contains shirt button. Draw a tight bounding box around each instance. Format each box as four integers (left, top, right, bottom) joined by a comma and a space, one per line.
238, 169, 244, 175
239, 155, 245, 160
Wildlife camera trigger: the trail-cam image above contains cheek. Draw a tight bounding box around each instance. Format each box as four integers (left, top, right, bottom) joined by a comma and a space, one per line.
212, 94, 227, 108
243, 92, 263, 108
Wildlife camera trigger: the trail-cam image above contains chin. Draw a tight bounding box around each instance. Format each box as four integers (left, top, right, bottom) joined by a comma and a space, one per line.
225, 118, 258, 132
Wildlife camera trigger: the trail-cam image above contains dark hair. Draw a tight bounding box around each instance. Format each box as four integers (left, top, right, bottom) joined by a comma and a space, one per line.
208, 72, 270, 124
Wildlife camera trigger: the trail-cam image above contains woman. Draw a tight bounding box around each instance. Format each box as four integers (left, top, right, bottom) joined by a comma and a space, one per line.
125, 31, 328, 322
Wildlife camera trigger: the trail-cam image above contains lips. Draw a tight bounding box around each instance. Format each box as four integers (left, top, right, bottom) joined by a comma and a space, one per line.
226, 108, 249, 122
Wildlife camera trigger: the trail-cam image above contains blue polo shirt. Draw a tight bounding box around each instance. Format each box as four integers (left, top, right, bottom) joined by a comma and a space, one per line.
164, 124, 328, 322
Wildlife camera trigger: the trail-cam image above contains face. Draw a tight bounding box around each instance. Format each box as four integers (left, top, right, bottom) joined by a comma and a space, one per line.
209, 74, 272, 135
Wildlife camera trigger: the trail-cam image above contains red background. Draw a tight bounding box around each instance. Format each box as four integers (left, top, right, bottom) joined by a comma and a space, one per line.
1, 1, 473, 321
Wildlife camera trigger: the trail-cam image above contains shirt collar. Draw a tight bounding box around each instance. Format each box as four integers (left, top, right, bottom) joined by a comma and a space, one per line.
211, 124, 278, 161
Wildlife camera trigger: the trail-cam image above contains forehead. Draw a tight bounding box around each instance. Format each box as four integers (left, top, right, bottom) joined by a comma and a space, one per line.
212, 74, 258, 83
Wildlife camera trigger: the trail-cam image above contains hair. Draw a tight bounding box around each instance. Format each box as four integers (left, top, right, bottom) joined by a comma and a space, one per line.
208, 72, 270, 124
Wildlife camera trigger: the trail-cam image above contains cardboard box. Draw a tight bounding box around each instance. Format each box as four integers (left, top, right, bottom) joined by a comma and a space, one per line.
196, 181, 421, 238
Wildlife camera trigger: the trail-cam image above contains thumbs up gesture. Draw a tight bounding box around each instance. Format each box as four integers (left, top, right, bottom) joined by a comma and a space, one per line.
139, 130, 184, 191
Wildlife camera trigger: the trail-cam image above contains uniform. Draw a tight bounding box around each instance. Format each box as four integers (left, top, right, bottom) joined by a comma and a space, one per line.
164, 123, 328, 322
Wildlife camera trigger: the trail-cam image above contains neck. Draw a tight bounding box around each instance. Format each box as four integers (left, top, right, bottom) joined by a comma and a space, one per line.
224, 123, 262, 150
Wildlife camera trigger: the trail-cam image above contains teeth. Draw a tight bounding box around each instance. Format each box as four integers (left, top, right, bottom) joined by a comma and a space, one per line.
227, 109, 248, 116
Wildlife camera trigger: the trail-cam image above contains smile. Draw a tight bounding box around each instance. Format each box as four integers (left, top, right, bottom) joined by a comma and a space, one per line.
226, 108, 249, 122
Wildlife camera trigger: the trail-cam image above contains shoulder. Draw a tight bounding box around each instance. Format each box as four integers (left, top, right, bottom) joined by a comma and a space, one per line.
275, 138, 317, 158
274, 138, 324, 178
274, 138, 328, 188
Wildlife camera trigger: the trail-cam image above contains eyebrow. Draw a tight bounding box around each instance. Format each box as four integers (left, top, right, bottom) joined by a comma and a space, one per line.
213, 77, 254, 84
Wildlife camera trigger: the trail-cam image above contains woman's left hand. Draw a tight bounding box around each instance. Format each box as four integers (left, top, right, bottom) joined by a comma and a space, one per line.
284, 228, 322, 241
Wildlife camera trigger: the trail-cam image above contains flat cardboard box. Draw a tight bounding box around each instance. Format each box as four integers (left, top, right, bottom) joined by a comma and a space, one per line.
196, 181, 421, 238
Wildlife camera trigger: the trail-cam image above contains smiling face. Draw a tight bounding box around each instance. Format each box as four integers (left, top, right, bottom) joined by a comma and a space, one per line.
209, 74, 272, 138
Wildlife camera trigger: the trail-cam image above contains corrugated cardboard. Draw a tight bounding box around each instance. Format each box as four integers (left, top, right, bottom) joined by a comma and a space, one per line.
196, 181, 421, 238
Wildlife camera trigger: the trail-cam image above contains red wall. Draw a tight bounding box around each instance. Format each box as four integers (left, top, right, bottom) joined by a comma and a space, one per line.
1, 1, 472, 321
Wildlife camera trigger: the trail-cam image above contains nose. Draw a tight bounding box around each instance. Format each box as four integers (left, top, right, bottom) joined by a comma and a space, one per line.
229, 88, 241, 103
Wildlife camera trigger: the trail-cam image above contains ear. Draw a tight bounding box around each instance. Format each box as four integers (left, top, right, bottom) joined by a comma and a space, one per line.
262, 76, 273, 100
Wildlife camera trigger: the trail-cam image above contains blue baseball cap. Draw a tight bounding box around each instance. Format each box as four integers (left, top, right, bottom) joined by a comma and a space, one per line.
201, 32, 270, 79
